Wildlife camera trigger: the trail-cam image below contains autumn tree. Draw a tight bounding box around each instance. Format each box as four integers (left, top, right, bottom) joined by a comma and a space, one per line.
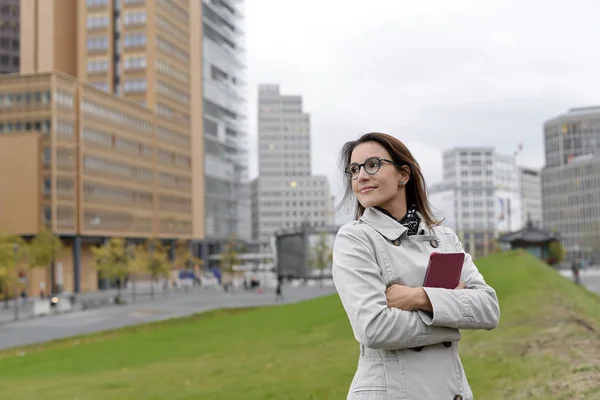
132, 239, 171, 299
219, 233, 241, 292
0, 234, 27, 315
91, 238, 131, 304
29, 228, 64, 294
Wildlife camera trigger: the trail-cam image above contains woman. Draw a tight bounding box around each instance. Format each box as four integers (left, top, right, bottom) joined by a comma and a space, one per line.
332, 132, 500, 400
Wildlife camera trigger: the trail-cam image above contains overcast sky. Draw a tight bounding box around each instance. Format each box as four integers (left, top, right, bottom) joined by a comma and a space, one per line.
244, 0, 600, 223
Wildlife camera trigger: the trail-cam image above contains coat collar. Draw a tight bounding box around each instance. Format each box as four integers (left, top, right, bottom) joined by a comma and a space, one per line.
359, 207, 431, 241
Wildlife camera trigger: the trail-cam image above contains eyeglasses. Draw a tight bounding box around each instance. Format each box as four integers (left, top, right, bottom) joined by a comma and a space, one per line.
344, 157, 404, 180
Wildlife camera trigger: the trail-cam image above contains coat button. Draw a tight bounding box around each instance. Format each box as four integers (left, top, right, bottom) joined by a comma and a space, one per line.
454, 395, 463, 400
392, 239, 401, 246
430, 239, 439, 248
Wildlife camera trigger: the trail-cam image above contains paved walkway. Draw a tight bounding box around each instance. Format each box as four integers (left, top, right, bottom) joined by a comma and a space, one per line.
0, 285, 336, 350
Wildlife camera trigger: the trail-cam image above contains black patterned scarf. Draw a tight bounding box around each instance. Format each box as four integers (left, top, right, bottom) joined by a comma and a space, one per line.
376, 204, 421, 236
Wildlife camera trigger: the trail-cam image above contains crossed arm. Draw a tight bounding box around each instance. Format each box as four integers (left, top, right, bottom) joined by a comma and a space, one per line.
332, 225, 500, 351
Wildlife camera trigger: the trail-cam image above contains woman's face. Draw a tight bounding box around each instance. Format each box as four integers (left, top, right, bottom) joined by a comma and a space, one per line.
349, 142, 409, 211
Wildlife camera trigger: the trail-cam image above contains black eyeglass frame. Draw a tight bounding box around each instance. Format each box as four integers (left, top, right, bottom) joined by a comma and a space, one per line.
344, 157, 406, 180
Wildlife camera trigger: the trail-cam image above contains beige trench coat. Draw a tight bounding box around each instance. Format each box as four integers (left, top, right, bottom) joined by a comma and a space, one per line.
332, 207, 500, 400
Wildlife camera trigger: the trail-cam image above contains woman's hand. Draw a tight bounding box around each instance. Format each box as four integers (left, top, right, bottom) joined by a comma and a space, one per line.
386, 281, 467, 311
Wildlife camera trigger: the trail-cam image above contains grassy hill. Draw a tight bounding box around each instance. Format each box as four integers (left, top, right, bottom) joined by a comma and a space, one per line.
1, 251, 599, 399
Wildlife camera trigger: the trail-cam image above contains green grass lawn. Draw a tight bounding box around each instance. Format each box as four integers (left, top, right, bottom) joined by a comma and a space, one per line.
1, 251, 600, 399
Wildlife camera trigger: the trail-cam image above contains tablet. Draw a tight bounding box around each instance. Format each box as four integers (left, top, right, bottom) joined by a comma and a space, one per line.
423, 252, 465, 289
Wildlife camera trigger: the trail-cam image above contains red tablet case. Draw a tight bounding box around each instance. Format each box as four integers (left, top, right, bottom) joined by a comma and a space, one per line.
423, 252, 465, 289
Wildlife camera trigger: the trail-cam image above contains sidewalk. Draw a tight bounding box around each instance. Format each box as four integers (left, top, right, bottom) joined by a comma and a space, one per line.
0, 280, 213, 325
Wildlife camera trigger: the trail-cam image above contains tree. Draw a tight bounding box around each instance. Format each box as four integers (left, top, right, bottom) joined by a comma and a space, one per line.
219, 233, 241, 292
0, 234, 27, 314
548, 241, 566, 266
132, 239, 171, 299
173, 239, 203, 271
29, 228, 64, 294
91, 238, 131, 304
309, 232, 333, 286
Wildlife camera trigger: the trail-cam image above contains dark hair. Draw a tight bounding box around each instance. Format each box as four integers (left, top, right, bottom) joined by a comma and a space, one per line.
336, 132, 442, 227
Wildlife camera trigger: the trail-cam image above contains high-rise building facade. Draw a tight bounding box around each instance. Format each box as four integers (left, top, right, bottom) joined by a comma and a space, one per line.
542, 106, 600, 260
519, 167, 542, 228
429, 147, 522, 257
201, 0, 250, 244
0, 0, 19, 74
0, 0, 206, 294
251, 85, 332, 244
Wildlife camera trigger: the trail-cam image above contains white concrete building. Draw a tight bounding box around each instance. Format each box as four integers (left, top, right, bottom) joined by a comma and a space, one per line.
251, 85, 332, 243
519, 167, 543, 228
430, 147, 523, 257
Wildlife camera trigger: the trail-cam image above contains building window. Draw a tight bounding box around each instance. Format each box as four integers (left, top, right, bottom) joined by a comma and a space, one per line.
124, 79, 147, 93
56, 121, 74, 138
123, 33, 146, 48
87, 0, 109, 7
87, 59, 109, 73
87, 36, 109, 52
157, 80, 189, 104
92, 82, 110, 92
124, 55, 146, 70
87, 14, 110, 29
124, 11, 146, 25
156, 36, 188, 62
55, 92, 74, 108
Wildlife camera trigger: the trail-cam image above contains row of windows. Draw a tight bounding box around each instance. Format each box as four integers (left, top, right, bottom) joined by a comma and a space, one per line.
158, 171, 191, 190
158, 148, 191, 169
84, 210, 154, 232
88, 58, 109, 72
260, 210, 329, 218
159, 194, 192, 213
156, 103, 190, 126
124, 11, 146, 25
0, 119, 50, 134
156, 59, 189, 83
84, 182, 154, 208
0, 90, 51, 107
88, 36, 109, 51
157, 36, 189, 62
92, 82, 110, 92
82, 127, 153, 157
159, 218, 192, 234
260, 200, 328, 208
157, 0, 189, 22
124, 79, 147, 93
87, 14, 109, 29
56, 91, 74, 108
56, 206, 75, 230
156, 14, 187, 41
157, 80, 189, 104
0, 37, 19, 51
259, 190, 329, 198
124, 33, 146, 48
56, 121, 75, 138
125, 55, 146, 70
87, 0, 108, 7
157, 125, 190, 149
261, 171, 313, 178
82, 99, 152, 135
83, 155, 153, 182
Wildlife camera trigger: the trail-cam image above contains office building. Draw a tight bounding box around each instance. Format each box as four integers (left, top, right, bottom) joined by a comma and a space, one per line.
429, 147, 522, 257
251, 84, 332, 244
201, 0, 250, 247
0, 0, 19, 74
519, 167, 542, 227
0, 0, 206, 294
542, 106, 600, 260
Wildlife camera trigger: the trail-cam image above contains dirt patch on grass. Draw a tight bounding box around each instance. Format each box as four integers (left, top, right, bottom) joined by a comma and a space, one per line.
513, 308, 600, 399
